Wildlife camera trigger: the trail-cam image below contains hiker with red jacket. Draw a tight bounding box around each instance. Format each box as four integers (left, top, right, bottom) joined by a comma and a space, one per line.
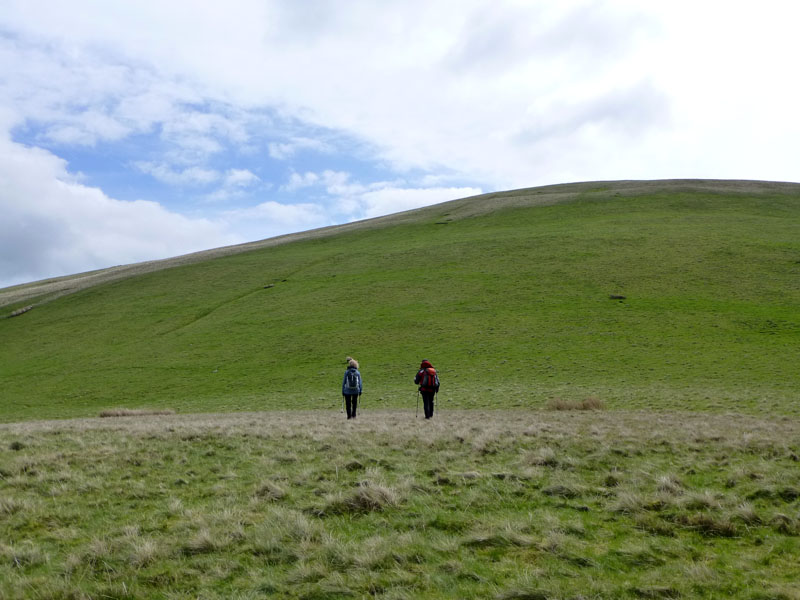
414, 359, 440, 419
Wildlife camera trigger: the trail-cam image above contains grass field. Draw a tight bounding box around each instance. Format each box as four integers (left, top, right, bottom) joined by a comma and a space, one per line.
2, 409, 800, 599
1, 180, 799, 422
1, 180, 799, 598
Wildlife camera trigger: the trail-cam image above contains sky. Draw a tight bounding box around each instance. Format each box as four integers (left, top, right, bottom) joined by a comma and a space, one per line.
2, 1, 799, 288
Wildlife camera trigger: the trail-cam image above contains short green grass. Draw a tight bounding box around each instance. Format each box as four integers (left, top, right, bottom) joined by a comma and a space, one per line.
2, 410, 799, 599
1, 182, 799, 421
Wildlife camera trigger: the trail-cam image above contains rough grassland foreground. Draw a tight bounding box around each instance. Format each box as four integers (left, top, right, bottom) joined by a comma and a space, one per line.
2, 410, 800, 599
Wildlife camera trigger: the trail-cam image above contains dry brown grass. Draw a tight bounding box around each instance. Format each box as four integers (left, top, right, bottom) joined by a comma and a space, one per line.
254, 481, 286, 502
3, 409, 798, 454
7, 305, 33, 318
98, 408, 176, 418
316, 482, 399, 516
546, 397, 605, 411
3, 408, 800, 598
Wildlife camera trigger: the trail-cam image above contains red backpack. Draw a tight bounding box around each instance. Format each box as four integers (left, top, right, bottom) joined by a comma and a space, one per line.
420, 367, 440, 392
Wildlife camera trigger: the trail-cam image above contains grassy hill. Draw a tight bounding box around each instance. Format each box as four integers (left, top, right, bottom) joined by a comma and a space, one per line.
2, 180, 800, 599
2, 180, 799, 422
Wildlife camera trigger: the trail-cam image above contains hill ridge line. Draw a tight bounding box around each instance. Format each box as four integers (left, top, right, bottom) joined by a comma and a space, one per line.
3, 178, 798, 310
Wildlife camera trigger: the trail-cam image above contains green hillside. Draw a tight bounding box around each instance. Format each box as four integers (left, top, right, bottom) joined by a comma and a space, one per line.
2, 180, 799, 422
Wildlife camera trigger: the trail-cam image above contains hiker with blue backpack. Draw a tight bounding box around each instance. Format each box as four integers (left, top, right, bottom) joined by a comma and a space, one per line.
415, 359, 439, 419
342, 357, 363, 419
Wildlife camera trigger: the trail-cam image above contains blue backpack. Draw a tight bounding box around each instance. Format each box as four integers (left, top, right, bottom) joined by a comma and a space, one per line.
344, 369, 361, 394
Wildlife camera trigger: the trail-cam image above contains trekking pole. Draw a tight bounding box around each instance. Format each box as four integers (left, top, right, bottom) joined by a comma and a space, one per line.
341, 395, 345, 416
415, 390, 420, 419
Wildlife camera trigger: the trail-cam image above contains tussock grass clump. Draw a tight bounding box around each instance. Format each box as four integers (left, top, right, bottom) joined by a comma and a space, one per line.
613, 492, 675, 515
731, 503, 762, 526
675, 513, 739, 537
425, 512, 472, 533
285, 561, 328, 585
0, 541, 48, 568
630, 585, 681, 599
0, 497, 30, 515
611, 542, 667, 568
682, 490, 723, 511
64, 538, 115, 573
769, 513, 799, 535
633, 515, 677, 537
525, 446, 559, 467
546, 397, 605, 411
248, 528, 302, 565
181, 529, 223, 556
541, 483, 584, 499
254, 480, 286, 501
496, 588, 552, 600
126, 537, 162, 568
317, 482, 399, 516
656, 475, 684, 495
99, 408, 175, 418
344, 459, 365, 471
454, 470, 482, 481
248, 507, 324, 562
462, 525, 535, 549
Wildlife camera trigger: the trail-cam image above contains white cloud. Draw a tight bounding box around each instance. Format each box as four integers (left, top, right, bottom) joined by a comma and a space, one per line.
222, 200, 331, 241
224, 168, 260, 187
268, 137, 332, 160
203, 169, 263, 203
358, 186, 483, 219
6, 0, 800, 190
159, 109, 252, 164
3, 1, 800, 286
43, 110, 132, 146
281, 171, 320, 192
221, 181, 483, 241
280, 169, 366, 198
0, 136, 239, 288
0, 1, 667, 189
135, 162, 221, 186
278, 168, 482, 221
320, 171, 366, 197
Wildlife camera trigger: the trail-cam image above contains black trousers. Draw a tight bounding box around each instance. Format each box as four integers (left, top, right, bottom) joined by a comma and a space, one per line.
344, 394, 359, 419
421, 391, 435, 419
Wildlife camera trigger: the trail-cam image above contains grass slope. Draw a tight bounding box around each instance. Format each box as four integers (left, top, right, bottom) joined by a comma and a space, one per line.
1, 180, 799, 422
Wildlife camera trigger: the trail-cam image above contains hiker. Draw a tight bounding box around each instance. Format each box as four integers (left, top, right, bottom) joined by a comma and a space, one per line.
342, 357, 362, 419
415, 359, 439, 419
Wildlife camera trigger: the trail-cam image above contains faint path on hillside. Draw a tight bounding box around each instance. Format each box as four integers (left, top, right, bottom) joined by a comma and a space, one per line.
3, 179, 798, 310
